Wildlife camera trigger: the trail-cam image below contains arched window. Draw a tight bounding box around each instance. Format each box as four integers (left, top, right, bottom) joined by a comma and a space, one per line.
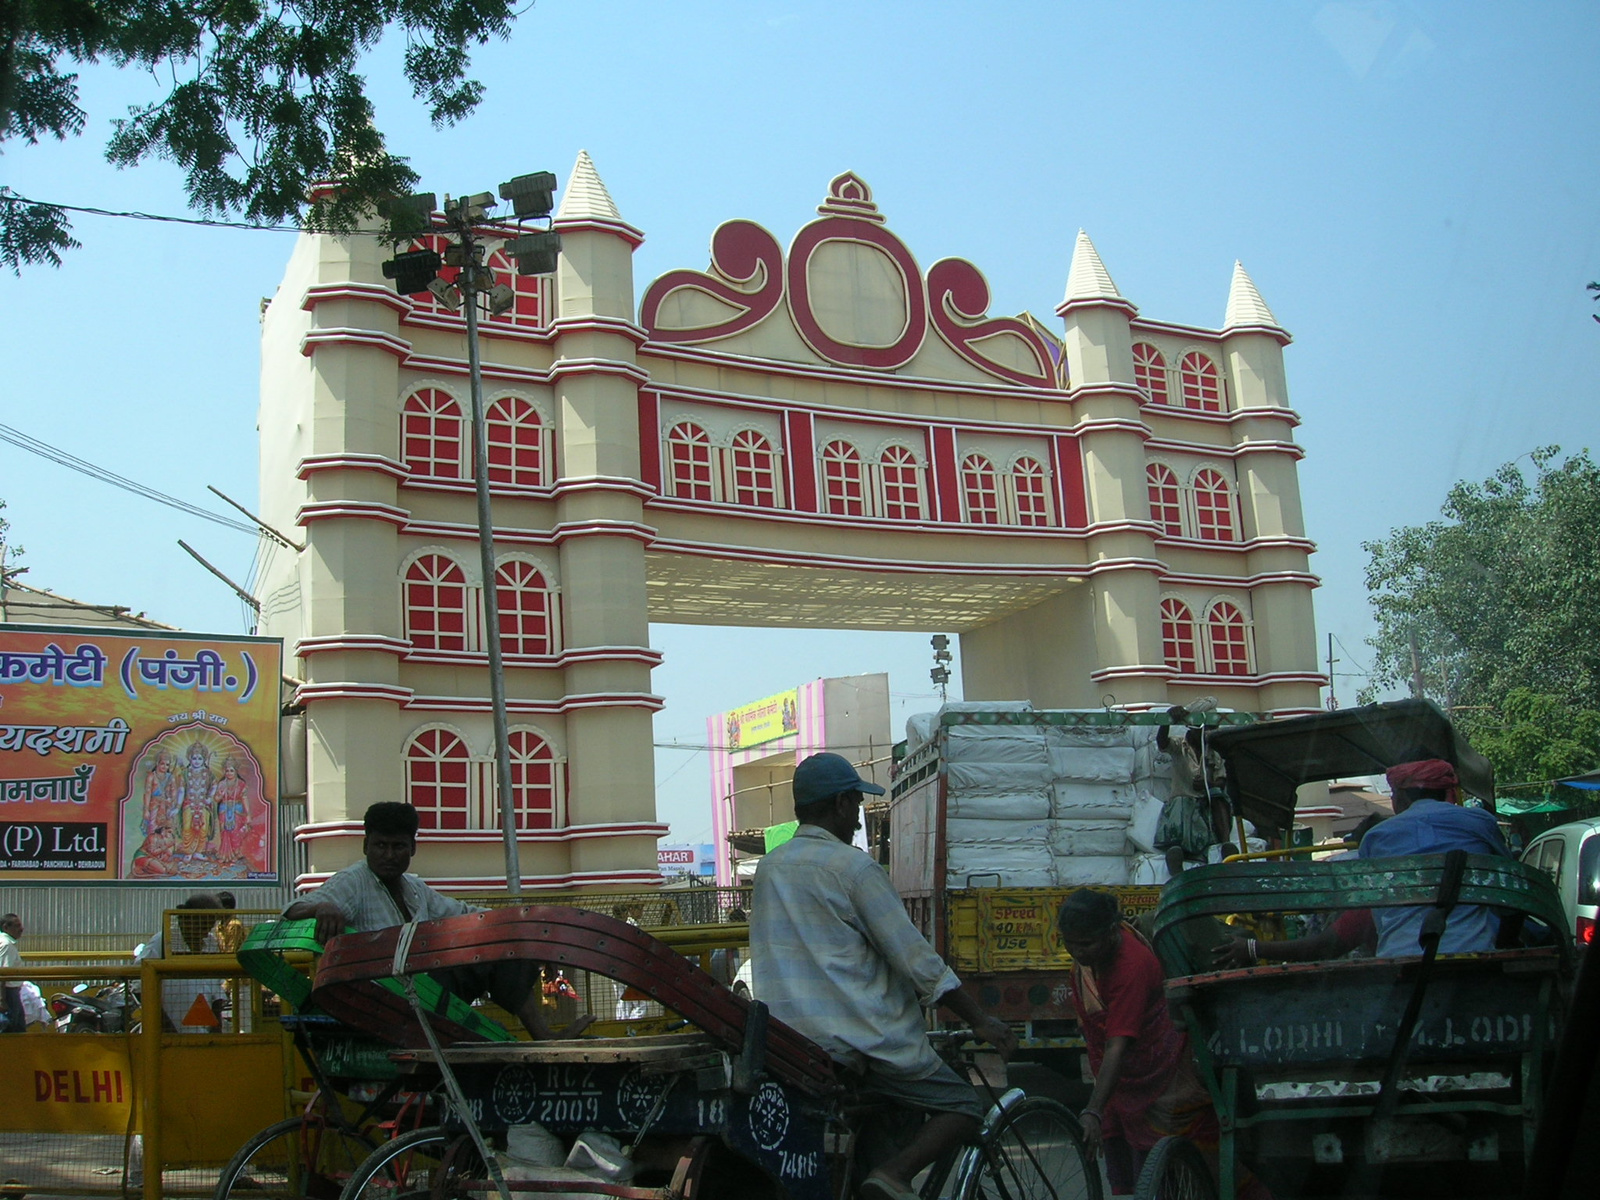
1193, 468, 1237, 542
1146, 464, 1184, 537
402, 388, 467, 479
505, 729, 560, 830
495, 560, 556, 656
485, 396, 545, 487
961, 454, 1001, 524
406, 728, 471, 831
1207, 601, 1251, 676
1179, 352, 1223, 413
404, 555, 470, 651
821, 441, 867, 516
1133, 343, 1169, 405
879, 445, 924, 520
729, 429, 780, 508
1160, 599, 1199, 674
1012, 457, 1051, 527
482, 248, 546, 330
666, 422, 715, 500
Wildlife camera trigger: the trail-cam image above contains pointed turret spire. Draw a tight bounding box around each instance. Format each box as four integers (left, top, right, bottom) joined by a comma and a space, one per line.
1222, 261, 1283, 332
556, 150, 623, 222
1057, 230, 1136, 316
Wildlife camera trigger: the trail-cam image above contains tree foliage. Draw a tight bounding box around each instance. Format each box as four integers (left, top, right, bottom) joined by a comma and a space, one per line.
0, 0, 523, 270
1363, 447, 1600, 782
1455, 689, 1600, 789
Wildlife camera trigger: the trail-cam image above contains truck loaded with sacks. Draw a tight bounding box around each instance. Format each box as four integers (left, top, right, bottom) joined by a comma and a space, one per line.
882, 701, 1260, 1049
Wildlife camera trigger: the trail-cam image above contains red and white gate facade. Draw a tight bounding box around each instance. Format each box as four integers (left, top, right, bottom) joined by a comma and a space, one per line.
257, 154, 1323, 891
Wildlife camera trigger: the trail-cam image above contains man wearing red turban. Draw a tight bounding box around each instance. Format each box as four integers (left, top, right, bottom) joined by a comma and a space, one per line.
1357, 758, 1510, 956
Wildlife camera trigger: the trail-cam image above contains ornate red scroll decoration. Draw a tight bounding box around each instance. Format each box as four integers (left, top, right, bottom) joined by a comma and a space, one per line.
927, 258, 1058, 388
639, 219, 785, 342
642, 172, 1060, 389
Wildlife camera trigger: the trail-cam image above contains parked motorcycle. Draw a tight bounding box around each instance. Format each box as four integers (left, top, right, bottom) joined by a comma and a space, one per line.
49, 983, 135, 1033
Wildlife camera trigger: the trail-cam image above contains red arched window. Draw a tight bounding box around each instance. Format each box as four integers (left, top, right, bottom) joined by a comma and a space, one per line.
1160, 599, 1199, 674
729, 429, 780, 508
486, 396, 545, 487
1179, 352, 1223, 413
821, 441, 866, 516
961, 454, 1001, 524
1133, 343, 1169, 405
1193, 468, 1236, 542
406, 728, 471, 831
404, 555, 470, 651
1207, 601, 1251, 676
666, 422, 714, 500
505, 729, 560, 830
879, 445, 924, 520
1147, 464, 1184, 537
495, 560, 555, 656
482, 248, 546, 330
402, 389, 466, 479
1012, 457, 1051, 527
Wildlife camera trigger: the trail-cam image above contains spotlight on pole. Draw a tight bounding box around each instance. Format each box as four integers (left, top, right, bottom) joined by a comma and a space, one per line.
499, 172, 558, 218
427, 277, 464, 311
507, 231, 562, 276
488, 283, 517, 317
382, 248, 443, 295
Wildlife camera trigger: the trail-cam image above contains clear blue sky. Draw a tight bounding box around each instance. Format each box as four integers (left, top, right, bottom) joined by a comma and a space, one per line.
2, 1, 1597, 843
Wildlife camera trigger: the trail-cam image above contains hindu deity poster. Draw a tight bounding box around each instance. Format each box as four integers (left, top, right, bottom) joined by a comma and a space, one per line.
0, 626, 282, 884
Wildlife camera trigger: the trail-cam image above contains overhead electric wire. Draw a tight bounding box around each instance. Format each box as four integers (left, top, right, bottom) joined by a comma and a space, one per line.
0, 189, 303, 233
0, 421, 258, 535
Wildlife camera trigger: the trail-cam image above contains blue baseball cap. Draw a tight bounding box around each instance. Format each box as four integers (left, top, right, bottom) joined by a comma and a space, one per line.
792, 752, 886, 808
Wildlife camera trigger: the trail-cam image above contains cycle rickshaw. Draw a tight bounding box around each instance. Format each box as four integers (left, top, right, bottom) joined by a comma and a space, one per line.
223, 907, 1101, 1200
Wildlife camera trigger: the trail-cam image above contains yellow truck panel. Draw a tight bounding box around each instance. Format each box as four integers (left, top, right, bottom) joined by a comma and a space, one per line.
946, 886, 1164, 974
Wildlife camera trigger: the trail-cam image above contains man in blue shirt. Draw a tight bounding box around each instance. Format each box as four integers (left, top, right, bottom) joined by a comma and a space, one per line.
1358, 759, 1510, 956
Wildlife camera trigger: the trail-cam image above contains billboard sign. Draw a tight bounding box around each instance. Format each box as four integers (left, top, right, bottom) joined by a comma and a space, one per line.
723, 687, 799, 752
0, 625, 282, 884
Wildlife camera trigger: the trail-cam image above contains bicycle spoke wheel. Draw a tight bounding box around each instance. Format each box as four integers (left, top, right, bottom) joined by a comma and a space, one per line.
215, 1116, 376, 1200
1132, 1137, 1215, 1200
961, 1097, 1102, 1200
339, 1127, 466, 1200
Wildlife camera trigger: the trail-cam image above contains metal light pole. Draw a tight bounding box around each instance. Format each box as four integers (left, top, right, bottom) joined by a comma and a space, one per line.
383, 178, 560, 895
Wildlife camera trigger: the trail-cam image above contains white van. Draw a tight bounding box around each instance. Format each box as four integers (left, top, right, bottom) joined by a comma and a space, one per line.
1519, 816, 1600, 950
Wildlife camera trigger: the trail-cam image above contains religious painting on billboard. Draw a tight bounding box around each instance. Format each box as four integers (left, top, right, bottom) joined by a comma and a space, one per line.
723, 688, 800, 752
0, 626, 282, 883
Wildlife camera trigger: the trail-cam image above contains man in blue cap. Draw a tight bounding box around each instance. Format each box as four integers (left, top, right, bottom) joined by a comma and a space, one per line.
751, 752, 1016, 1200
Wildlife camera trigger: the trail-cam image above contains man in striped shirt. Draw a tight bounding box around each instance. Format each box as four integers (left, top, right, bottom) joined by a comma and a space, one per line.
752, 753, 1016, 1200
283, 802, 590, 1038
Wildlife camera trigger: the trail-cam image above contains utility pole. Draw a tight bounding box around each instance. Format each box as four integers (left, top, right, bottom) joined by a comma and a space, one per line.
381, 175, 561, 896
1408, 630, 1426, 700
1326, 633, 1339, 710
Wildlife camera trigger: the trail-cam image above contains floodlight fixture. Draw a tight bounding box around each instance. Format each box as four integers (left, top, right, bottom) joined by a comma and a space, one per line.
381, 247, 443, 295
488, 283, 517, 317
499, 171, 558, 219
427, 277, 464, 311
445, 191, 498, 224
508, 231, 562, 276
380, 192, 439, 228
931, 634, 950, 651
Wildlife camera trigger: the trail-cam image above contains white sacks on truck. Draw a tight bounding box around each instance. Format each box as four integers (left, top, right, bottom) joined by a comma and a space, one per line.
916, 703, 1176, 889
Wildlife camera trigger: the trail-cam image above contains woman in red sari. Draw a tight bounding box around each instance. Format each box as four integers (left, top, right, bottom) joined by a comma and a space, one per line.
1057, 889, 1269, 1198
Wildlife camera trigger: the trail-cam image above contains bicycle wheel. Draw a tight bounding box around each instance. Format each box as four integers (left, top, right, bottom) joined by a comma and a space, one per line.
215, 1115, 376, 1200
338, 1127, 466, 1200
1131, 1137, 1215, 1200
959, 1096, 1102, 1200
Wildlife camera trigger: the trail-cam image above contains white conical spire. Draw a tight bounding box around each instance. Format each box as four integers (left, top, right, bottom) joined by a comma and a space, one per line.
1223, 261, 1282, 331
555, 150, 622, 222
1061, 230, 1128, 306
